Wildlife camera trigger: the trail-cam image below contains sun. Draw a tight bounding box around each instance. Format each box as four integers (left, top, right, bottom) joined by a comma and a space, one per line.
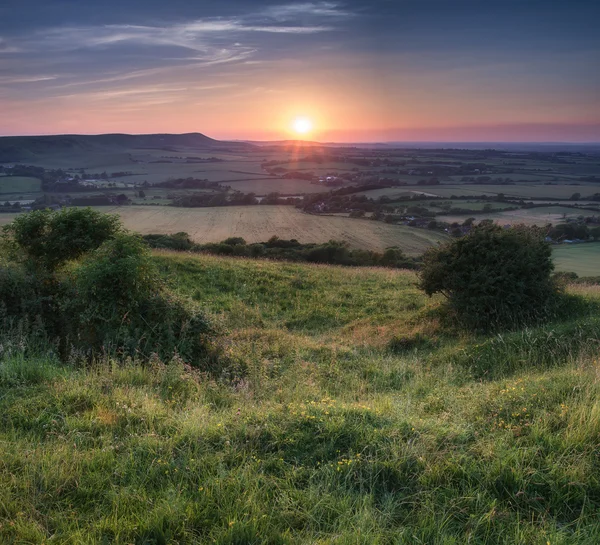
292, 117, 313, 135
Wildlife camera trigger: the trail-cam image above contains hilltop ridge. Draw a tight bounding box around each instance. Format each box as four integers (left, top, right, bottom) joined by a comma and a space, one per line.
0, 133, 255, 163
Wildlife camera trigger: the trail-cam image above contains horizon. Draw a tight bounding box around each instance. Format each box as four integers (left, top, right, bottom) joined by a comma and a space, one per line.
1, 131, 600, 148
1, 1, 599, 142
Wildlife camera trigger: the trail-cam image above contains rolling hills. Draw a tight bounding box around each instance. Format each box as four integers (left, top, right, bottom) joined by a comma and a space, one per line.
0, 133, 254, 163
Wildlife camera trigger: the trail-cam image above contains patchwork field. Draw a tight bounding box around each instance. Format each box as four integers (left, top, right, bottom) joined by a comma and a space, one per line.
86, 205, 449, 254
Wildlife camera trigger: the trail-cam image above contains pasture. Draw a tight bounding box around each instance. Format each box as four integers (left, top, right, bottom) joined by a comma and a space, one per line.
359, 183, 600, 200
553, 243, 600, 277
437, 206, 586, 226
0, 176, 42, 194
224, 178, 331, 194
89, 205, 449, 254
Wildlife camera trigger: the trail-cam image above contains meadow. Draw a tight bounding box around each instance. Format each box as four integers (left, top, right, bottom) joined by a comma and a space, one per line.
436, 206, 587, 227
1, 253, 600, 544
84, 205, 449, 254
0, 175, 42, 195
553, 243, 600, 277
359, 184, 600, 200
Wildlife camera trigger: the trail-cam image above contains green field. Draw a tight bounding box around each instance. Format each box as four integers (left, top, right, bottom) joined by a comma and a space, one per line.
224, 178, 334, 194
553, 243, 600, 276
437, 206, 587, 226
2, 253, 600, 543
359, 184, 600, 200
0, 176, 41, 194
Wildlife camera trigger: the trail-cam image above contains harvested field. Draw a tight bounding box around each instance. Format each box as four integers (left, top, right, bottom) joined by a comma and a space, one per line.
90, 205, 449, 254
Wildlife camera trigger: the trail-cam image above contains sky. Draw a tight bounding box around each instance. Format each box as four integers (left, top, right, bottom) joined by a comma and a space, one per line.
0, 0, 599, 142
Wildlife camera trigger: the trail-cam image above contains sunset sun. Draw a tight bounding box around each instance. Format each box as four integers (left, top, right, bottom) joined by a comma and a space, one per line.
292, 117, 313, 135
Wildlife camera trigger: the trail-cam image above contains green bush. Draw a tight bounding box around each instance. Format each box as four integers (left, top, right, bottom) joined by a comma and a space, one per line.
64, 234, 217, 365
142, 232, 195, 251
2, 207, 121, 270
419, 223, 556, 330
0, 262, 63, 340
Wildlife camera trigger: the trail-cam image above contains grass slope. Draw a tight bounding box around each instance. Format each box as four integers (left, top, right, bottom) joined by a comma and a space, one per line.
1, 254, 600, 544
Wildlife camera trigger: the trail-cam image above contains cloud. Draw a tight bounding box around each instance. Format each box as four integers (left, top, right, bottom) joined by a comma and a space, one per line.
261, 2, 352, 20
1, 2, 349, 56
0, 75, 57, 84
0, 1, 354, 105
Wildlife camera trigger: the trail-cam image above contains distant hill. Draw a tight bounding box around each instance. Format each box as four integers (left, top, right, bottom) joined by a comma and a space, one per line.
0, 133, 255, 163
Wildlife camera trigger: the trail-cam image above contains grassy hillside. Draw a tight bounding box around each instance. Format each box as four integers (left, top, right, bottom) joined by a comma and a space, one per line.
1, 254, 600, 544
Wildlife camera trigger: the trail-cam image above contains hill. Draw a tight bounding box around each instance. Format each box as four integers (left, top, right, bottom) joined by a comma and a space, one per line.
0, 133, 255, 163
1, 253, 599, 543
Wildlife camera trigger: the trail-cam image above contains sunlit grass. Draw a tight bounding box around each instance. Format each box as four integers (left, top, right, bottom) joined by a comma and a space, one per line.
1, 253, 599, 544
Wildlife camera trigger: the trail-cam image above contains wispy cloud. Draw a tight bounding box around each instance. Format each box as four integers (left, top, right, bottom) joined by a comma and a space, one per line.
2, 2, 350, 55
0, 1, 351, 99
262, 2, 352, 20
0, 75, 58, 84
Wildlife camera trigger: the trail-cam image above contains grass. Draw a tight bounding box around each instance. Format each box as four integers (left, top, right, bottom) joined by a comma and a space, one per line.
437, 206, 586, 227
0, 176, 42, 194
360, 184, 600, 200
1, 253, 600, 543
553, 243, 600, 277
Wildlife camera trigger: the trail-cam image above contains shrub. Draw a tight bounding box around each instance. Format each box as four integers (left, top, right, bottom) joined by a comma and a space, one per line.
2, 207, 121, 270
305, 241, 351, 265
379, 247, 411, 268
64, 234, 217, 365
143, 232, 195, 251
419, 223, 556, 330
222, 237, 246, 246
0, 263, 40, 321
0, 262, 64, 339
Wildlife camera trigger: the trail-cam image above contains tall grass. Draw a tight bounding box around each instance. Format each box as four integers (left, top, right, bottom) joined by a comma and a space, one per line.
1, 253, 599, 544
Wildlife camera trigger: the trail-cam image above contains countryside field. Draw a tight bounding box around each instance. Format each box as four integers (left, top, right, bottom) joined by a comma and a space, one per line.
2, 253, 600, 543
1, 136, 599, 275
2, 206, 599, 275
359, 183, 600, 200
87, 205, 449, 254
437, 206, 587, 226
553, 243, 600, 276
0, 175, 42, 194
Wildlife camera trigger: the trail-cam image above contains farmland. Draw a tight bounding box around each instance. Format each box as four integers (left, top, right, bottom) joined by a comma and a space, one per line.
553, 243, 600, 277
437, 206, 589, 226
0, 175, 41, 194
358, 183, 600, 200
0, 134, 599, 274
87, 205, 449, 254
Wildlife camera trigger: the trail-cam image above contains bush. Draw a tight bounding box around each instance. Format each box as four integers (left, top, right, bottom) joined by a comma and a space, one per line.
2, 207, 121, 270
64, 234, 217, 364
143, 232, 195, 251
419, 224, 556, 330
0, 263, 40, 321
222, 237, 246, 246
0, 262, 64, 340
